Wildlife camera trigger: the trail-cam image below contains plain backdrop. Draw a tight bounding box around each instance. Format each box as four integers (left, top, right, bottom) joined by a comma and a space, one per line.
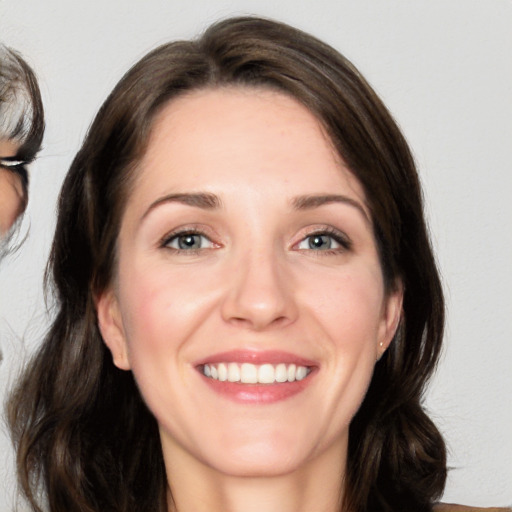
0, 0, 511, 509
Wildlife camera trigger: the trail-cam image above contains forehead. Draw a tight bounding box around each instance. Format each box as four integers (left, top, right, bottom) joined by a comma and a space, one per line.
128, 87, 368, 212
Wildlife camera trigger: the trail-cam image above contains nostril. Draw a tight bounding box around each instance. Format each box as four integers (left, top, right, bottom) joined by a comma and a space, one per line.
227, 313, 291, 331
270, 316, 289, 327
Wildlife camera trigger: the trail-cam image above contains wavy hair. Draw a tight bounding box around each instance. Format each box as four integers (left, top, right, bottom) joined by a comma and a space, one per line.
8, 16, 446, 512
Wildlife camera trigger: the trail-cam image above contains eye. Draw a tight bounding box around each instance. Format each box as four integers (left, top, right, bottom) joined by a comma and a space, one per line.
296, 230, 351, 252
0, 158, 28, 181
0, 158, 27, 169
162, 232, 215, 251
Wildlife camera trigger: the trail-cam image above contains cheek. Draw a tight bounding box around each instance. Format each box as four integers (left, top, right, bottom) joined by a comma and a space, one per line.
119, 275, 177, 359
0, 170, 24, 233
306, 264, 386, 345
303, 263, 385, 391
115, 264, 189, 416
117, 259, 214, 364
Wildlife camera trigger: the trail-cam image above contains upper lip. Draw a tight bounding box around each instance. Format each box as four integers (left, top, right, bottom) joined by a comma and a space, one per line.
193, 350, 317, 367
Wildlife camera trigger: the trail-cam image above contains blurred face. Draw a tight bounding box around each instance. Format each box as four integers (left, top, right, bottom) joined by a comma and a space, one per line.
0, 138, 24, 235
98, 88, 402, 479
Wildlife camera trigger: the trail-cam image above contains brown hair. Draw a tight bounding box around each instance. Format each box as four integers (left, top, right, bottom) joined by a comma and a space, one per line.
8, 16, 446, 512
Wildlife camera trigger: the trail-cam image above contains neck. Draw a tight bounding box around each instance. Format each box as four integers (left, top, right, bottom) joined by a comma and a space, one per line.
164, 440, 347, 512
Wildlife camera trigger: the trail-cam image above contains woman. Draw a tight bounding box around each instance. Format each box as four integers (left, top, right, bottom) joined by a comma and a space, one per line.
7, 16, 507, 512
0, 44, 44, 246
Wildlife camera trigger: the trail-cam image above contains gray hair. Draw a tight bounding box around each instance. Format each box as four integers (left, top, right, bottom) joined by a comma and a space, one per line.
0, 45, 33, 142
0, 44, 44, 251
0, 44, 44, 155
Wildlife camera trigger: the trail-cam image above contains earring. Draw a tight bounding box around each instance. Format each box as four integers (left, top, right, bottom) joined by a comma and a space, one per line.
376, 341, 385, 362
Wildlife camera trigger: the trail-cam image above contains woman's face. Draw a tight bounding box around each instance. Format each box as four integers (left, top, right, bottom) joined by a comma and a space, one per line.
98, 88, 402, 478
0, 138, 24, 235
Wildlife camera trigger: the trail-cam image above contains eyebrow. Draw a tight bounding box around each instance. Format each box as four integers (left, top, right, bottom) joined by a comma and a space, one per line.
140, 191, 370, 225
291, 194, 370, 223
141, 192, 221, 222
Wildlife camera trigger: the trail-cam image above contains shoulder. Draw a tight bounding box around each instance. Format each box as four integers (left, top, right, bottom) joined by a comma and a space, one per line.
434, 504, 512, 512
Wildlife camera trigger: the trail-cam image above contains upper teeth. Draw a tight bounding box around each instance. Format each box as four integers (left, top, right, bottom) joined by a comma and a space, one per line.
203, 363, 310, 384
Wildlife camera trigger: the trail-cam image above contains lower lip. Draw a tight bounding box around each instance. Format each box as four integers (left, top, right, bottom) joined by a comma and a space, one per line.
199, 371, 315, 404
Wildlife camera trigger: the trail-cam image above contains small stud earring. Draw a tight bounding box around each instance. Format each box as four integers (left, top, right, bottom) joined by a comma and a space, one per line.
376, 341, 385, 362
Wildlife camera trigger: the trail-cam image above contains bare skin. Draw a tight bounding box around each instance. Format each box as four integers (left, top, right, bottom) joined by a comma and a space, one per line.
0, 138, 24, 235
165, 443, 346, 512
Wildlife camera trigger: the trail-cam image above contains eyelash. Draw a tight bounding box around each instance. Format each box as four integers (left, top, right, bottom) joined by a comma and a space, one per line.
159, 226, 352, 256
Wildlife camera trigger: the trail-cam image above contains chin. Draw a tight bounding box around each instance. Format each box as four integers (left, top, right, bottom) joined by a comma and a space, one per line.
198, 423, 340, 478
210, 448, 309, 478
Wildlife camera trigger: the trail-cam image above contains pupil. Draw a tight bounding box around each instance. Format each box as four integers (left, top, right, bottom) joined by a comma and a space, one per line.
179, 235, 200, 249
309, 235, 330, 249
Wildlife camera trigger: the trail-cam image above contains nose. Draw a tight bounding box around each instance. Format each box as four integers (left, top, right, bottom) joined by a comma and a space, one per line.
220, 247, 298, 331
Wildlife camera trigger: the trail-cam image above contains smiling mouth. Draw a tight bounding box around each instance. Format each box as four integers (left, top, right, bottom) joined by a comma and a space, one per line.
202, 362, 311, 384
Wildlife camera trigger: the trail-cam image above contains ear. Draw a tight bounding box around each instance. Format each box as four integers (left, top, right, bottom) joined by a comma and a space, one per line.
96, 289, 131, 370
376, 280, 404, 360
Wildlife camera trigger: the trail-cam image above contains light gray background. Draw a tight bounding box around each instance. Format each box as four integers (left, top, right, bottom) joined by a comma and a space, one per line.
1, 0, 511, 509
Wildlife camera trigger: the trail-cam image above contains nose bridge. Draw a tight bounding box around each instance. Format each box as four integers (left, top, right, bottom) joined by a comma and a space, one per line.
221, 240, 296, 330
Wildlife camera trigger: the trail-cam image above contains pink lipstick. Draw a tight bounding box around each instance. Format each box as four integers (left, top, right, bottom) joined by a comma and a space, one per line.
195, 350, 317, 404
